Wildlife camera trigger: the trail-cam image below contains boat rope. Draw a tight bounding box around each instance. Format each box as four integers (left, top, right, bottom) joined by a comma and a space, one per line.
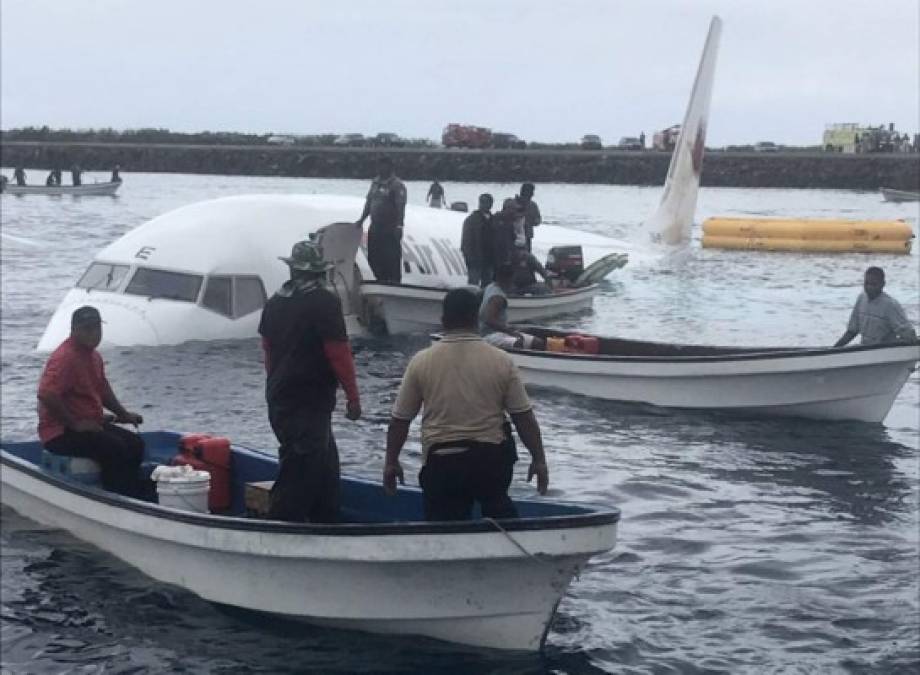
483, 517, 542, 562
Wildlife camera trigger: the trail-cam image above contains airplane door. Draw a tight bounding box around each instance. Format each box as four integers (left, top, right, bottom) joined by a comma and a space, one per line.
315, 222, 364, 330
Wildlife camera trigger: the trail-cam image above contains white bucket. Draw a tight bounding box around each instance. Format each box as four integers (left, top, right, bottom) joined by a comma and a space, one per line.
151, 465, 211, 513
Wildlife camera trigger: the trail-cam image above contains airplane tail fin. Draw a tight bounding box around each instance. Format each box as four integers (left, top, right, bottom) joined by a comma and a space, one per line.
644, 16, 722, 246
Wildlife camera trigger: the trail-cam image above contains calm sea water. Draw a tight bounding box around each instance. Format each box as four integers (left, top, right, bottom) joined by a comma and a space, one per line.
1, 171, 918, 674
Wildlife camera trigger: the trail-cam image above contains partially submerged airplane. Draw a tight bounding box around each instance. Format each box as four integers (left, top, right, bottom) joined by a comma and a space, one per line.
36, 17, 721, 352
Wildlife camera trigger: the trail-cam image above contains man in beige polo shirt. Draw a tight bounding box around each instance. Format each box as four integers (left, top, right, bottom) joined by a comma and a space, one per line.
383, 288, 549, 521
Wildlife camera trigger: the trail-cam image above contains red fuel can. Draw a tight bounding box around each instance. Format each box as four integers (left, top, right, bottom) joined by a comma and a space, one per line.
172, 434, 232, 512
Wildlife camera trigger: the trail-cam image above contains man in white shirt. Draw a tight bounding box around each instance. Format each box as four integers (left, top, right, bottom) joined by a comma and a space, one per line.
834, 267, 917, 347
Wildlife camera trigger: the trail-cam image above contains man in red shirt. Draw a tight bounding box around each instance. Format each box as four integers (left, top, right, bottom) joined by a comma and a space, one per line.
38, 306, 145, 496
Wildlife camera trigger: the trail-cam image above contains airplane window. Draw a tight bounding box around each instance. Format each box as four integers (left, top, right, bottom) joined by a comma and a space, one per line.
124, 268, 203, 302
202, 276, 232, 316
233, 277, 267, 317
76, 263, 130, 292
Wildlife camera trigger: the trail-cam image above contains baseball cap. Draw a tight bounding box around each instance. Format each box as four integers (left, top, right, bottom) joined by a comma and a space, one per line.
71, 306, 103, 327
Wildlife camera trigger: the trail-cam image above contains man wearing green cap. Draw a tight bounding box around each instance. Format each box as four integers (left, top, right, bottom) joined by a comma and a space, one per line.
258, 239, 362, 523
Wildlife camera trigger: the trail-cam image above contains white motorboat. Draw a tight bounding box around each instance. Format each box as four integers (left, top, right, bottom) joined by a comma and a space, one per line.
880, 187, 920, 203
360, 251, 627, 335
502, 328, 920, 423
0, 431, 620, 651
1, 180, 122, 196
36, 16, 722, 351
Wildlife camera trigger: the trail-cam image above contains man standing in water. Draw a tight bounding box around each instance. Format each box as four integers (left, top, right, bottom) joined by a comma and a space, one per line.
427, 179, 446, 208
356, 156, 407, 283
37, 306, 146, 497
514, 183, 542, 252
383, 288, 549, 521
834, 267, 917, 347
258, 240, 362, 522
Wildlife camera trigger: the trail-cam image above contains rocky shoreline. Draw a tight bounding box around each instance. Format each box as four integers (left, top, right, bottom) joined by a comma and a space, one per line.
1, 141, 917, 190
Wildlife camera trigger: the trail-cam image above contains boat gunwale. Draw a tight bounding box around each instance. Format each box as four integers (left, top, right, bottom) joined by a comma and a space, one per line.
1, 181, 122, 195
360, 280, 599, 301
505, 332, 920, 365
0, 449, 620, 536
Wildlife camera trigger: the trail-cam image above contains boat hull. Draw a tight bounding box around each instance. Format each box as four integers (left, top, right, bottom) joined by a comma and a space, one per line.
880, 187, 920, 202
0, 444, 617, 651
361, 282, 598, 334
2, 181, 121, 196
509, 342, 919, 423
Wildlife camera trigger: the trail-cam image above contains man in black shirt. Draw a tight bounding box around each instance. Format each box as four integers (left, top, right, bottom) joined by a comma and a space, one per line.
356, 156, 407, 283
258, 239, 362, 522
461, 193, 493, 286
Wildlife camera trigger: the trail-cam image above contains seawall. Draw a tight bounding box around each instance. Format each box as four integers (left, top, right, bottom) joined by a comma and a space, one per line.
1, 141, 918, 190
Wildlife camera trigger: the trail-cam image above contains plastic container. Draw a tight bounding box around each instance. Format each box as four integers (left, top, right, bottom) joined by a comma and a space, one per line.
172, 434, 232, 512
152, 465, 211, 513
546, 337, 566, 352
41, 450, 101, 485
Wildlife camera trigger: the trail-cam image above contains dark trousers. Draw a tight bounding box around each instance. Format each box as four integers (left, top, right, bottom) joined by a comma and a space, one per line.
464, 259, 493, 287
267, 402, 340, 523
419, 440, 518, 521
367, 222, 402, 283
45, 423, 146, 497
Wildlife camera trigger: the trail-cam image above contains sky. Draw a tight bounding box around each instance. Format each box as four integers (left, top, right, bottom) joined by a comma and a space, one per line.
1, 0, 918, 146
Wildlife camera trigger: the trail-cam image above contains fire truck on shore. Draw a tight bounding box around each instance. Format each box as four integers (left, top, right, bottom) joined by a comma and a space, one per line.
442, 124, 492, 148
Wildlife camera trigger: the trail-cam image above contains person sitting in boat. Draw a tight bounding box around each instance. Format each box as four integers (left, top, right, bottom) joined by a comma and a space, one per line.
511, 245, 554, 295
258, 239, 362, 523
71, 165, 82, 186
13, 166, 26, 186
479, 264, 546, 351
426, 179, 445, 208
53, 168, 63, 185
383, 287, 549, 521
461, 193, 493, 287
37, 306, 147, 498
45, 170, 57, 186
834, 267, 917, 347
111, 165, 122, 183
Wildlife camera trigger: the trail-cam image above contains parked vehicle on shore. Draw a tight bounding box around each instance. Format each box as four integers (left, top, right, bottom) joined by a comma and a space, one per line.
653, 125, 681, 151
334, 133, 366, 147
372, 132, 403, 147
491, 132, 526, 149
581, 134, 603, 150
754, 141, 779, 153
442, 123, 492, 148
617, 136, 643, 150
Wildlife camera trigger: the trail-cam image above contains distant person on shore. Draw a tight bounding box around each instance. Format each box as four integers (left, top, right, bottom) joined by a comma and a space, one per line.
38, 306, 147, 498
13, 166, 26, 186
461, 193, 493, 286
53, 168, 63, 186
71, 165, 82, 186
514, 183, 541, 251
356, 156, 407, 283
427, 180, 446, 208
834, 267, 917, 347
639, 131, 646, 149
111, 165, 122, 183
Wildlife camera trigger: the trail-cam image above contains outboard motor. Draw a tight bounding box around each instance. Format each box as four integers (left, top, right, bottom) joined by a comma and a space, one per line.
546, 245, 584, 284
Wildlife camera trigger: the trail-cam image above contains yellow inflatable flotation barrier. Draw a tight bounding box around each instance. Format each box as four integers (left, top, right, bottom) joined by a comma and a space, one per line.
702, 217, 914, 254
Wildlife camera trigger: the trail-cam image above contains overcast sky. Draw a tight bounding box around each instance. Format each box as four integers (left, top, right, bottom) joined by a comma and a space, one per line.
1, 0, 917, 146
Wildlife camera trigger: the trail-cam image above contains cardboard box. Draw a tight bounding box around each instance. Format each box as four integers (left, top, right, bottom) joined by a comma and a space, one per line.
244, 481, 274, 517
